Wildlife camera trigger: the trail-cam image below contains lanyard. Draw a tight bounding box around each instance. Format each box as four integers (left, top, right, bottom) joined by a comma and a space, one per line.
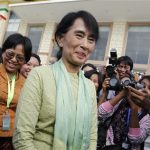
7, 74, 16, 108
127, 108, 131, 127
127, 108, 142, 127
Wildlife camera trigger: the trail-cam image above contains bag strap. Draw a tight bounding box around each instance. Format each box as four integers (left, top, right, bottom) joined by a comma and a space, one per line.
97, 99, 126, 150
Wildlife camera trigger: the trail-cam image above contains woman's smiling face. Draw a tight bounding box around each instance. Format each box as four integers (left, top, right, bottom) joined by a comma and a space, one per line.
2, 44, 25, 73
58, 18, 96, 70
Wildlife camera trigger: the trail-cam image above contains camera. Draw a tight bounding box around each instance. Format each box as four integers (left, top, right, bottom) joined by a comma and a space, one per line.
109, 48, 117, 66
120, 76, 144, 90
106, 48, 117, 79
108, 72, 144, 91
105, 49, 144, 91
106, 48, 120, 90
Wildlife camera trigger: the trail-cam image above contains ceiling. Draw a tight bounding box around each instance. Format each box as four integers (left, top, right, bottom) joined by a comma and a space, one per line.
9, 0, 150, 23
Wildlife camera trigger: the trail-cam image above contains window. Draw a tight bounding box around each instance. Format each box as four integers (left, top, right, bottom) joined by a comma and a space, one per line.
4, 11, 20, 40
27, 26, 44, 53
126, 26, 150, 64
51, 25, 110, 62
51, 41, 59, 58
89, 26, 110, 61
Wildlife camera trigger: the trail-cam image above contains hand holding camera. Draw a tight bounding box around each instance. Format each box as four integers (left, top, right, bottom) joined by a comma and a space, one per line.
106, 49, 144, 91
126, 87, 139, 110
102, 78, 110, 92
127, 86, 150, 110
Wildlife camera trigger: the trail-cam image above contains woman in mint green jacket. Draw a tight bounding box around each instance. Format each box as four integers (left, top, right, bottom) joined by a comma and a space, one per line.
13, 10, 99, 150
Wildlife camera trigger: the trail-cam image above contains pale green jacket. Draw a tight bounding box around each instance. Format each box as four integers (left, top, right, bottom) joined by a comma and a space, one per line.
13, 65, 97, 150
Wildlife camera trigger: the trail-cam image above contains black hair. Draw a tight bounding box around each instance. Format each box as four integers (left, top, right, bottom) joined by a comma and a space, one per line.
139, 75, 150, 83
55, 10, 99, 60
31, 53, 41, 65
116, 56, 133, 70
84, 69, 102, 95
138, 75, 150, 127
2, 33, 32, 62
24, 36, 32, 62
81, 63, 97, 71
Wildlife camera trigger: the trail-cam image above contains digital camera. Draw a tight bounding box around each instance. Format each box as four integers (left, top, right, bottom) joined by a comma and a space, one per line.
106, 48, 119, 90
106, 49, 144, 91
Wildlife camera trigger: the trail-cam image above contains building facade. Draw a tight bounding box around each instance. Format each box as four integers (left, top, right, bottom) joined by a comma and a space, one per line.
0, 0, 150, 74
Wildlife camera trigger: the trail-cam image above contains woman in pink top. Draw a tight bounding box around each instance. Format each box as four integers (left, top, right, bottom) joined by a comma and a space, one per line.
127, 75, 150, 150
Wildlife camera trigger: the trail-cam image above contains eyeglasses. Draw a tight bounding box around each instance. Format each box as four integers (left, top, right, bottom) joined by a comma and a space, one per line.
5, 49, 25, 63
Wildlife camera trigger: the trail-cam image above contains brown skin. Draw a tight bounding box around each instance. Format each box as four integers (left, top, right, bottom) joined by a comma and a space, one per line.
127, 86, 150, 110
2, 45, 25, 78
109, 89, 127, 106
57, 18, 96, 73
106, 63, 131, 106
20, 56, 40, 78
97, 78, 110, 106
116, 62, 131, 80
127, 92, 140, 128
98, 63, 131, 107
127, 78, 150, 128
90, 73, 99, 91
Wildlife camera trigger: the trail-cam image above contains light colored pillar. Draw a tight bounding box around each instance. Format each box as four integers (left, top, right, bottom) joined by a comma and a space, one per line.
146, 65, 150, 75
0, 4, 10, 47
18, 21, 28, 36
38, 22, 56, 64
108, 22, 127, 63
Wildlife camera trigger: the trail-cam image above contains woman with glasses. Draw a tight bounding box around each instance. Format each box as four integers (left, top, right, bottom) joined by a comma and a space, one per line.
0, 33, 32, 150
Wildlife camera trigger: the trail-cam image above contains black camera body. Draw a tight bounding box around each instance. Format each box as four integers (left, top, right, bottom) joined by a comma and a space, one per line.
107, 71, 144, 91
120, 76, 144, 90
109, 48, 117, 66
106, 48, 120, 90
106, 49, 144, 91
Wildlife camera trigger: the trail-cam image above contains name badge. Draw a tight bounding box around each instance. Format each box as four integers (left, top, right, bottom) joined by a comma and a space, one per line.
2, 111, 10, 131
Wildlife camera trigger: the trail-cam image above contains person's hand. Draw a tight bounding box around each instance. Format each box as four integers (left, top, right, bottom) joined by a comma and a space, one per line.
118, 88, 128, 98
114, 69, 120, 80
126, 86, 150, 110
102, 78, 110, 92
127, 88, 139, 110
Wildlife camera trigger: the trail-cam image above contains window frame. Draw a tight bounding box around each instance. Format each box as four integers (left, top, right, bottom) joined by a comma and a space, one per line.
49, 22, 112, 66
87, 22, 113, 68
26, 24, 45, 54
124, 22, 150, 72
4, 11, 21, 41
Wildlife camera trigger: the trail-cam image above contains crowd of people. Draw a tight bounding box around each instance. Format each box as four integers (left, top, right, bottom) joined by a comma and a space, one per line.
0, 10, 149, 150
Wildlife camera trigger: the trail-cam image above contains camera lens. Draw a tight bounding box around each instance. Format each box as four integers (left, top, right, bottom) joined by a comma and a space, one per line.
123, 80, 131, 86
109, 78, 118, 87
121, 77, 131, 87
